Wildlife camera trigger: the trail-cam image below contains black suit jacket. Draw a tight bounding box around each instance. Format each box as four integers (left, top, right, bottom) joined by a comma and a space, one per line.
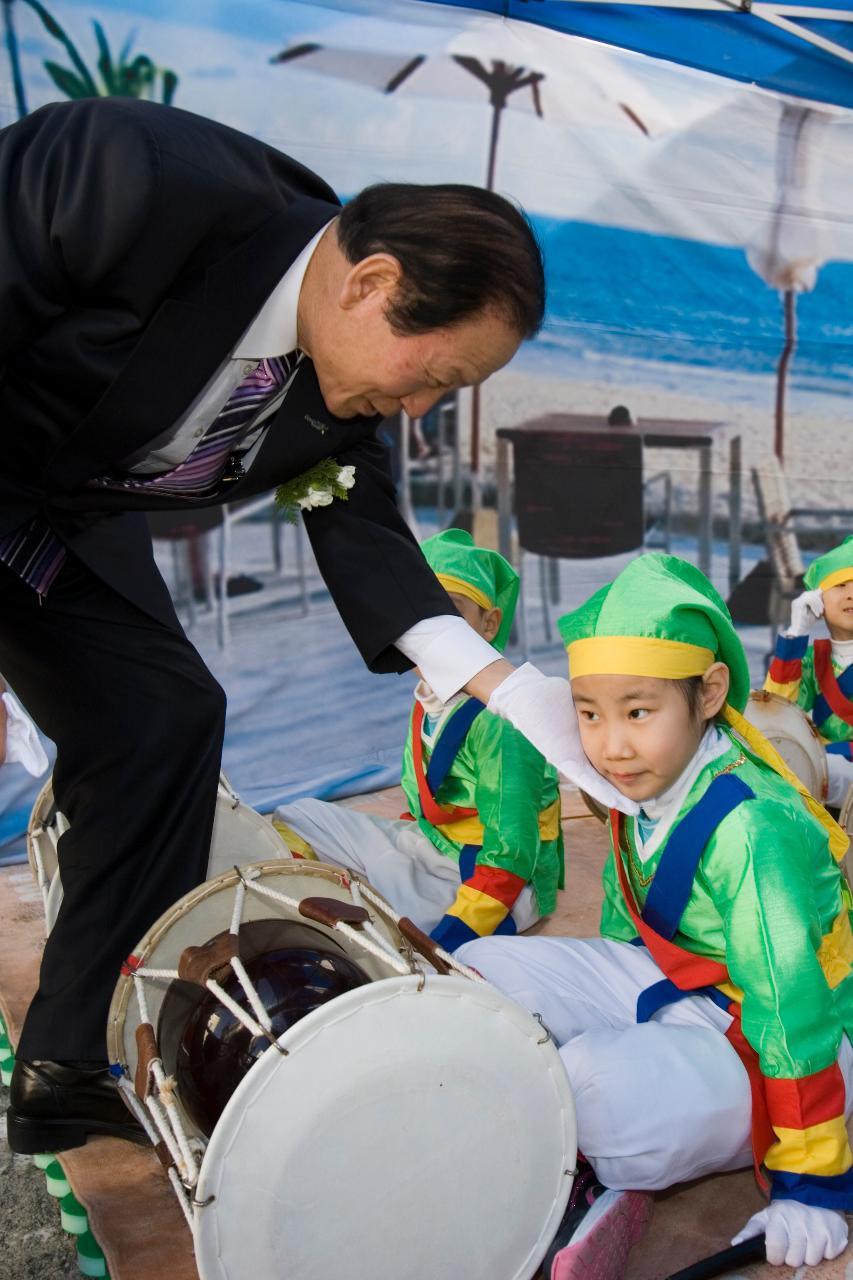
0, 98, 454, 670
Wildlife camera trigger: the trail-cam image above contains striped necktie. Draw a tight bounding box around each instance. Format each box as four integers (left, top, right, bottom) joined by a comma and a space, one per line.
0, 353, 299, 597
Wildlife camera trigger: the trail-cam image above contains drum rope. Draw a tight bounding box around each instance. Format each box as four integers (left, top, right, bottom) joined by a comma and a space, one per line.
132, 973, 200, 1182
355, 881, 488, 984
240, 877, 414, 975
206, 977, 273, 1045
213, 961, 274, 1037
145, 1091, 197, 1182
230, 880, 246, 937
347, 878, 416, 969
168, 1167, 195, 1229
116, 1076, 160, 1146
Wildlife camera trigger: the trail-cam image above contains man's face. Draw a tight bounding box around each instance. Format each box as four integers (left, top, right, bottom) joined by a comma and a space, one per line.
309, 282, 522, 420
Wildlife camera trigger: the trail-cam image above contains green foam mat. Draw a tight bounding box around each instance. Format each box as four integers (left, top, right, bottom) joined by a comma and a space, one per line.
44, 1158, 71, 1199
60, 1191, 89, 1236
77, 1229, 108, 1278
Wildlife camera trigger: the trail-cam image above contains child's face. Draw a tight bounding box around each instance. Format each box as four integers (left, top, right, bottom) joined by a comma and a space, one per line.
821, 580, 853, 641
572, 671, 724, 803
447, 592, 501, 644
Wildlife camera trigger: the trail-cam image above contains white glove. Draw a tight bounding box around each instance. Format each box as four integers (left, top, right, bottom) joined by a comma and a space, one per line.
786, 588, 825, 637
486, 663, 639, 815
731, 1201, 848, 1267
2, 692, 49, 777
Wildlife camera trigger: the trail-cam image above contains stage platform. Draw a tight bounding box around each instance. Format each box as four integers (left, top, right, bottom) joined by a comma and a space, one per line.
0, 787, 849, 1279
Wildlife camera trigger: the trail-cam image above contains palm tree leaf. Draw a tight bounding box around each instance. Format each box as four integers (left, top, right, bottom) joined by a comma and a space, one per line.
117, 30, 136, 68
21, 0, 98, 97
161, 69, 178, 106
43, 60, 92, 99
92, 20, 117, 94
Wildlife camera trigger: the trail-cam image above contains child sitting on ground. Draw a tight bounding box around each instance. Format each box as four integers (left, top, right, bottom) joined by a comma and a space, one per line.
765, 536, 853, 807
275, 529, 564, 949
457, 552, 853, 1279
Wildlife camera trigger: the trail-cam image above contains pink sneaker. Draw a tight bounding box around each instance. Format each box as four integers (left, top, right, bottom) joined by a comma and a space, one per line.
544, 1165, 653, 1280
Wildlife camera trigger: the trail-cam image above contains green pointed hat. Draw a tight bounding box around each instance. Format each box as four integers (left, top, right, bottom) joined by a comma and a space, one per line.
557, 552, 751, 711
421, 528, 519, 653
804, 537, 853, 592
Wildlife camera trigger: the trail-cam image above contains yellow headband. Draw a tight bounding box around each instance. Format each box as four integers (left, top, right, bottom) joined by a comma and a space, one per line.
819, 568, 853, 592
568, 636, 715, 681
436, 573, 493, 613
568, 635, 849, 862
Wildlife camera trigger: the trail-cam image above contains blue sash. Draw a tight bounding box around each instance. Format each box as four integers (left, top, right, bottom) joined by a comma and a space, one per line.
425, 698, 485, 794
813, 661, 853, 729
635, 771, 754, 1022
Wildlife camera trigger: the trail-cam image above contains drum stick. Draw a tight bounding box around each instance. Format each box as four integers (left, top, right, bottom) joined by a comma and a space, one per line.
665, 1232, 766, 1280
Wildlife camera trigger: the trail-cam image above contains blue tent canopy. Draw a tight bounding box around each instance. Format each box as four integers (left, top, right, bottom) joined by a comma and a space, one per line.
416, 0, 853, 109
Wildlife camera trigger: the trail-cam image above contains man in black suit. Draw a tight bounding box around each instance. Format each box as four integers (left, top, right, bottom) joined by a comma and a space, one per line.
0, 97, 624, 1153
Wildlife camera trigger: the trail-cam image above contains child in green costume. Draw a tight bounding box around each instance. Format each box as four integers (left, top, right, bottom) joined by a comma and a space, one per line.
276, 529, 563, 948
459, 553, 853, 1280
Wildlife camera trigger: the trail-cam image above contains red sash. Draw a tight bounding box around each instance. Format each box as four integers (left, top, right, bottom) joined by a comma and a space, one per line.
609, 811, 775, 1185
814, 639, 853, 729
409, 701, 478, 827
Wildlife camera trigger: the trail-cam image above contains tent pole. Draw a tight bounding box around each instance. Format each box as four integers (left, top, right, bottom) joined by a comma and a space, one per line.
774, 288, 796, 465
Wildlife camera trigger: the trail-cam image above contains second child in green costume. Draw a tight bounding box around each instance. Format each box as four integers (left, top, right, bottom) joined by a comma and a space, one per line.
275, 529, 564, 948
459, 553, 853, 1280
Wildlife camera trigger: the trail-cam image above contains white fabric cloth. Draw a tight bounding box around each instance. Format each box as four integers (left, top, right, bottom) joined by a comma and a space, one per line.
455, 933, 853, 1191
274, 798, 539, 935
1, 692, 48, 776
127, 222, 331, 473
826, 750, 853, 808
831, 636, 853, 671
634, 726, 729, 862
733, 1201, 848, 1267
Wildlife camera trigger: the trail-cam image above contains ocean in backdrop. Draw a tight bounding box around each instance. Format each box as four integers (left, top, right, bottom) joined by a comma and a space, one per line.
523, 216, 853, 398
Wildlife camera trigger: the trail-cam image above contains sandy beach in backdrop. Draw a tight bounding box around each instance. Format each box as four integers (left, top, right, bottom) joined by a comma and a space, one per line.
479, 358, 852, 522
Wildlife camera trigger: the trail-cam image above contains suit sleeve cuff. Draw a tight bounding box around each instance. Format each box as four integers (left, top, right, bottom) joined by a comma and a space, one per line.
395, 615, 501, 703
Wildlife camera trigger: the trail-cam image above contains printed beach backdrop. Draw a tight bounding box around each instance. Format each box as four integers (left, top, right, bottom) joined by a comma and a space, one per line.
1, 0, 852, 850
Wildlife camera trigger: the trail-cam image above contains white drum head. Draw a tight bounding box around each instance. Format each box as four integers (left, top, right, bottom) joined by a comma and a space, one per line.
742, 690, 828, 800
193, 974, 576, 1280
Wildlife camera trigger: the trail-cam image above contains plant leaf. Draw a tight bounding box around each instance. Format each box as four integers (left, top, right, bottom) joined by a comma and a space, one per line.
21, 0, 99, 96
43, 60, 92, 99
161, 68, 178, 105
117, 30, 136, 68
92, 20, 117, 94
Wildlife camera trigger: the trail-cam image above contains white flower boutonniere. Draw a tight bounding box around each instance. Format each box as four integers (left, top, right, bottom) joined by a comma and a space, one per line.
275, 460, 356, 524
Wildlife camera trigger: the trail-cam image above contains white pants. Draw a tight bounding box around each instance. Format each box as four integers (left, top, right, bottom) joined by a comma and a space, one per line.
456, 934, 853, 1191
275, 798, 540, 935
827, 750, 853, 809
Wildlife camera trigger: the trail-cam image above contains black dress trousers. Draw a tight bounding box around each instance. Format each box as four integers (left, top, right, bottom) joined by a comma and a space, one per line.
0, 551, 226, 1061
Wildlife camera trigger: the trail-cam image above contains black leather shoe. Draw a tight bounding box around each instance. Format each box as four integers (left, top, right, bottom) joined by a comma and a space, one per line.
7, 1059, 147, 1153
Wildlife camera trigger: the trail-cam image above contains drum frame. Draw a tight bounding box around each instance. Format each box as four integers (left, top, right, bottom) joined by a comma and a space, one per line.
107, 859, 483, 1227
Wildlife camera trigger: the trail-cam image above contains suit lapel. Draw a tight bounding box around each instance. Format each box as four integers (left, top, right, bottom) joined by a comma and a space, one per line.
219, 357, 380, 499
42, 196, 339, 494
